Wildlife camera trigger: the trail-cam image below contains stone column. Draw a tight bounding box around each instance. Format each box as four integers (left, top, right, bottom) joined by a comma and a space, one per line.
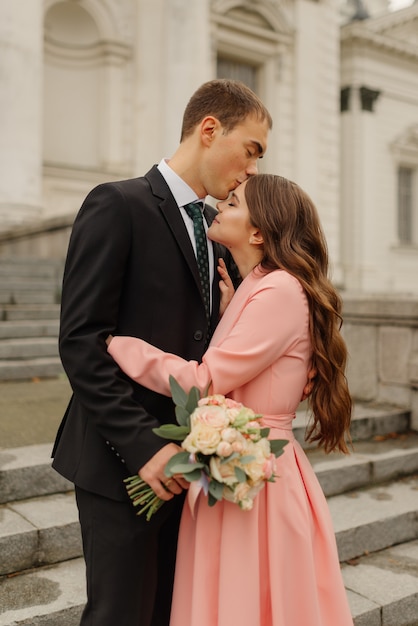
0, 0, 44, 229
133, 0, 212, 174
293, 0, 342, 283
341, 83, 381, 291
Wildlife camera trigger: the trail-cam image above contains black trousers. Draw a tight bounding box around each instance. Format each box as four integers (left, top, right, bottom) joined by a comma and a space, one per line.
75, 486, 184, 626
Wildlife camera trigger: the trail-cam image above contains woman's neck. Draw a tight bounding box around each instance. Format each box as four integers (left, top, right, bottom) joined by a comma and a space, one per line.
232, 249, 263, 279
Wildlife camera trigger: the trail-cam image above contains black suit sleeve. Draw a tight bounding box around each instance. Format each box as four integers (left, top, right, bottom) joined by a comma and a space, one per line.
59, 183, 167, 474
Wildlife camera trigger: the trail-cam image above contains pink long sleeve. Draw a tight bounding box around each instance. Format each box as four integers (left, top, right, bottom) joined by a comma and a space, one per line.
107, 270, 310, 399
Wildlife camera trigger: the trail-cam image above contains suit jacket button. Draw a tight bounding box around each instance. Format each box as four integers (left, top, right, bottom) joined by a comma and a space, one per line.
193, 330, 203, 341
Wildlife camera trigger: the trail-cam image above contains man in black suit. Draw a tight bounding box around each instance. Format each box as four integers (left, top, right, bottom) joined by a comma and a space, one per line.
52, 79, 272, 626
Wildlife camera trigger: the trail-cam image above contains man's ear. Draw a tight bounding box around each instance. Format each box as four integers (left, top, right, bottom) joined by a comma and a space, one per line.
249, 230, 264, 246
200, 116, 219, 146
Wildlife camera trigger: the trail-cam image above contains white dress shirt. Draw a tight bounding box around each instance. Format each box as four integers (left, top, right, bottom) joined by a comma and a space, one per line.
157, 159, 215, 310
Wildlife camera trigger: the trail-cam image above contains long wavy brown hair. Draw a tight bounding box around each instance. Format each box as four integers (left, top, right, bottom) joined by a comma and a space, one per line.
245, 174, 352, 454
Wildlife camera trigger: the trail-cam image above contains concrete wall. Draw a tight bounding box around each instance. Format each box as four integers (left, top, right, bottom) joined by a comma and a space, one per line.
342, 293, 418, 429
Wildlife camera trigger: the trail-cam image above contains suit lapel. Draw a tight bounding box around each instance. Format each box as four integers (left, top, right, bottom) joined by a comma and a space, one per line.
145, 166, 205, 292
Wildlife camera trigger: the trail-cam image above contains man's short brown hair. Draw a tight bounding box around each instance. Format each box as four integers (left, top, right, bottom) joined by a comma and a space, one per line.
180, 79, 273, 141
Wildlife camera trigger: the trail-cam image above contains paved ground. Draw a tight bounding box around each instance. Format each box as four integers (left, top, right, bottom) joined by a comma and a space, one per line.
0, 375, 72, 449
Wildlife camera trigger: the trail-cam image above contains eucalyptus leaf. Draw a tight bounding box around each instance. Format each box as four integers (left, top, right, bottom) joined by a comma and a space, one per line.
169, 462, 205, 474
259, 427, 270, 438
208, 492, 218, 507
164, 451, 190, 476
239, 455, 255, 464
169, 375, 188, 408
220, 451, 239, 464
175, 406, 191, 428
152, 424, 190, 440
234, 466, 247, 483
270, 439, 289, 457
183, 468, 205, 482
185, 386, 200, 414
208, 479, 224, 501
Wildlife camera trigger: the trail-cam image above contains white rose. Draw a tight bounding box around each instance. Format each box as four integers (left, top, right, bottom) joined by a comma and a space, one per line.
192, 405, 230, 430
182, 422, 222, 455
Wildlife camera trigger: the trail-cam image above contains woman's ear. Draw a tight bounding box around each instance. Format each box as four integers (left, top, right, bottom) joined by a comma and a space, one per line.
249, 230, 264, 246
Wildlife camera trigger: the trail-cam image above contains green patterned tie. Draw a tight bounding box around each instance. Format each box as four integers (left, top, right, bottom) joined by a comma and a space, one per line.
184, 202, 210, 320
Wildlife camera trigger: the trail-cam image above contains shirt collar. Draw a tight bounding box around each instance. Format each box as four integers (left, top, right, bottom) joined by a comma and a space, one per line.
158, 159, 205, 209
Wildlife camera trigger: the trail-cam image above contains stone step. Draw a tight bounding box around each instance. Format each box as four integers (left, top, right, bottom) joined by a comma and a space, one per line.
2, 432, 418, 507
342, 539, 418, 626
0, 444, 72, 505
0, 357, 64, 381
0, 558, 85, 626
0, 338, 58, 360
307, 431, 418, 497
0, 534, 417, 626
0, 304, 60, 321
0, 277, 59, 289
1, 452, 417, 576
0, 320, 59, 340
330, 474, 418, 562
0, 492, 82, 577
0, 259, 63, 279
0, 289, 57, 305
294, 402, 411, 448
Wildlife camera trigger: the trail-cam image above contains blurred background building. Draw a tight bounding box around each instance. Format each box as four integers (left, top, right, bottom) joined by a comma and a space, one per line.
0, 0, 417, 295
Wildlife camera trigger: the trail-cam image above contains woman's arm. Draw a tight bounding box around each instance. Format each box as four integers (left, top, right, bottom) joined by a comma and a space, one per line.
108, 271, 309, 398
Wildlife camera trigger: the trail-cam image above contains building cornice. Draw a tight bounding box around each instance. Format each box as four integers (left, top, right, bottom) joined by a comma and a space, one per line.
341, 21, 418, 61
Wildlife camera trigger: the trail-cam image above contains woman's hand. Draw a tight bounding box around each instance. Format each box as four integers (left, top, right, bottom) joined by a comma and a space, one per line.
106, 335, 113, 347
301, 367, 317, 401
218, 258, 235, 317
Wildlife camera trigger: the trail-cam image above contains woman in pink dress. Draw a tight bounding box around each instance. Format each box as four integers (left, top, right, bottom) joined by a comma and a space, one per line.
107, 174, 353, 626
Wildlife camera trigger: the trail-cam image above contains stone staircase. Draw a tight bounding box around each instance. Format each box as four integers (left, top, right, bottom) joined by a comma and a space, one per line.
1, 404, 418, 625
0, 259, 64, 381
0, 258, 417, 624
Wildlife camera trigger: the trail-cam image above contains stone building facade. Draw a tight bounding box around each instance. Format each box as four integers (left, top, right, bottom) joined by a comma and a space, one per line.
0, 0, 417, 297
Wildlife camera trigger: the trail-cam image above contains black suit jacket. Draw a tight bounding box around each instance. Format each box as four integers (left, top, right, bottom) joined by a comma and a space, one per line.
52, 166, 237, 500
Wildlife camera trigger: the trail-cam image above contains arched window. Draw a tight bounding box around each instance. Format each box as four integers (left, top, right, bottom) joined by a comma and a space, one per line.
211, 1, 293, 173
43, 2, 101, 169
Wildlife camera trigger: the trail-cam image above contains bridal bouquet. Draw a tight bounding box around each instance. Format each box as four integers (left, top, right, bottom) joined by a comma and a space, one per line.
124, 377, 288, 521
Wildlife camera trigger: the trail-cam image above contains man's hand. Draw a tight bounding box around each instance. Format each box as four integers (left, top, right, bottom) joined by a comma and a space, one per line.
218, 258, 235, 317
139, 443, 190, 501
301, 367, 317, 401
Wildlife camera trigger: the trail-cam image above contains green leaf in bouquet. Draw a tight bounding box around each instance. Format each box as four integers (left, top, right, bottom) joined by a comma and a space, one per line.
220, 451, 239, 464
208, 492, 218, 507
208, 478, 224, 502
169, 461, 206, 474
175, 405, 191, 428
234, 466, 247, 483
153, 424, 190, 440
259, 427, 270, 438
269, 439, 289, 457
183, 468, 205, 482
169, 375, 189, 408
239, 455, 255, 464
164, 451, 190, 476
185, 386, 200, 415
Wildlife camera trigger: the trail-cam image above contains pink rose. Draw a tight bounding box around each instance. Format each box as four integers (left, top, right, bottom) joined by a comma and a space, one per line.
198, 394, 226, 407
216, 441, 233, 457
192, 405, 230, 430
263, 454, 276, 480
224, 398, 243, 410
231, 441, 244, 453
